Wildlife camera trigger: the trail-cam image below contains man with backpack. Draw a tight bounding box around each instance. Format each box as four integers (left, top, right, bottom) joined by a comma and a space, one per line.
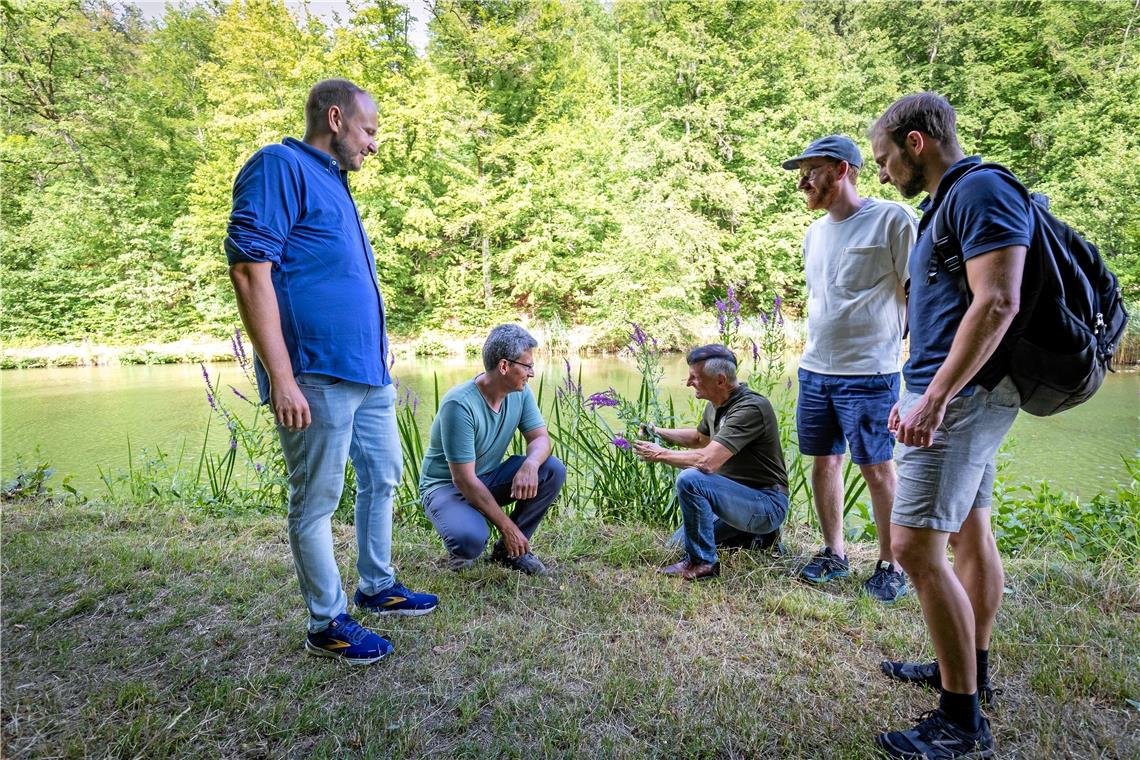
868, 92, 1030, 758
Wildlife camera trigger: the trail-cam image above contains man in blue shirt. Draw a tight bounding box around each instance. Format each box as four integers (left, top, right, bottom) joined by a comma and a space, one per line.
226, 79, 437, 665
869, 92, 1031, 758
419, 324, 565, 576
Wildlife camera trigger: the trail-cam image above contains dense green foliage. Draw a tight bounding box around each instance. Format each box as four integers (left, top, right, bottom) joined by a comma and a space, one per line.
3, 0, 1139, 345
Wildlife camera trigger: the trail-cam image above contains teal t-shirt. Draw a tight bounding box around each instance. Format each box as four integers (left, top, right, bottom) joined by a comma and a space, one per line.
418, 378, 546, 497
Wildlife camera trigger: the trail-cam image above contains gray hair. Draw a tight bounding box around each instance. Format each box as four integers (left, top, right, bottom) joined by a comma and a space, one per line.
699, 357, 738, 383
482, 324, 538, 373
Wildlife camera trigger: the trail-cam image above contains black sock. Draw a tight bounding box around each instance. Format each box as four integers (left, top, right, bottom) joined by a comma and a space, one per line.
939, 689, 981, 732
976, 649, 990, 686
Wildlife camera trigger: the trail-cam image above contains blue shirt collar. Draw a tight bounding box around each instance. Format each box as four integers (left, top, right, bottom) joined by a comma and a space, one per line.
918, 155, 982, 214
283, 136, 345, 176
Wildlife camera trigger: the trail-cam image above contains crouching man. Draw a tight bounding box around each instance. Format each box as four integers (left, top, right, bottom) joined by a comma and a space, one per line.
419, 324, 566, 575
634, 345, 789, 580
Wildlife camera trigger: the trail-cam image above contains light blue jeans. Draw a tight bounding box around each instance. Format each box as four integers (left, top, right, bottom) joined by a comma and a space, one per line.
278, 375, 401, 633
674, 468, 789, 565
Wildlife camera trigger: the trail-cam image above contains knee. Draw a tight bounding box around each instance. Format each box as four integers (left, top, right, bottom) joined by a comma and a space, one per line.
674, 467, 705, 495
812, 455, 844, 477
860, 461, 895, 489
890, 528, 926, 577
448, 526, 489, 560
541, 456, 567, 488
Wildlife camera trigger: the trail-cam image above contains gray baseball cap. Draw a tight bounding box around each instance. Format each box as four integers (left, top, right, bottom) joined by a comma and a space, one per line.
782, 135, 863, 170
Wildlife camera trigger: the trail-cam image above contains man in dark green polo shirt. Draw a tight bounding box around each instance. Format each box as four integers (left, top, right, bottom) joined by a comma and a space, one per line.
633, 345, 789, 580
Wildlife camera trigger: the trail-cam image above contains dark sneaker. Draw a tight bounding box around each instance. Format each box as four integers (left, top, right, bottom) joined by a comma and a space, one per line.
489, 544, 548, 575
864, 560, 908, 603
304, 613, 393, 665
875, 709, 994, 759
447, 553, 477, 572
880, 659, 998, 706
800, 546, 849, 584
354, 582, 438, 617
750, 528, 786, 556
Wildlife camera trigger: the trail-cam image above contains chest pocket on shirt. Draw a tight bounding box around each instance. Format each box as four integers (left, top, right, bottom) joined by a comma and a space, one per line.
837, 245, 891, 291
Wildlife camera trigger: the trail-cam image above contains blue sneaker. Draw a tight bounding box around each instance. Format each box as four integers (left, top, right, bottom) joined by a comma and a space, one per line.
354, 582, 438, 617
304, 613, 392, 665
800, 546, 850, 584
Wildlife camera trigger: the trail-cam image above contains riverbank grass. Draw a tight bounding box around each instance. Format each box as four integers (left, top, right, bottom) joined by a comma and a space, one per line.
2, 497, 1137, 758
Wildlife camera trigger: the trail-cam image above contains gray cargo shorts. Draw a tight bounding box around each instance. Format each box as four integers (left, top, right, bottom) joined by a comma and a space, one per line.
892, 376, 1020, 533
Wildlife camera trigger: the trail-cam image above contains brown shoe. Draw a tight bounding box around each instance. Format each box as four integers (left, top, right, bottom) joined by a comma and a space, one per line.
681, 561, 720, 581
659, 559, 691, 576
658, 558, 720, 581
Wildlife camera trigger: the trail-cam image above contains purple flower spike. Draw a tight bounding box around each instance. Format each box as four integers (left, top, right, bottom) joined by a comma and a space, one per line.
230, 385, 251, 403
774, 295, 782, 310
388, 350, 396, 370
715, 298, 726, 313
587, 388, 620, 410
629, 322, 648, 347
254, 462, 265, 473
751, 339, 759, 362
229, 437, 238, 450
612, 435, 632, 450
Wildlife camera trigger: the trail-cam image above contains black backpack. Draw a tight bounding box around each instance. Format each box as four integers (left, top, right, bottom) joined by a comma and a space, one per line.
932, 162, 1129, 417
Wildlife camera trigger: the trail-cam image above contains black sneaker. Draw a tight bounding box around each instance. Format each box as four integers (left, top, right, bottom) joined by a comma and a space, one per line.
489, 544, 548, 575
881, 659, 998, 706
800, 546, 849, 584
864, 560, 908, 603
875, 709, 994, 759
750, 528, 786, 556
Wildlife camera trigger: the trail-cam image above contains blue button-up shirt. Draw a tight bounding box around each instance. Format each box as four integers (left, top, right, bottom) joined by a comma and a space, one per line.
225, 137, 391, 400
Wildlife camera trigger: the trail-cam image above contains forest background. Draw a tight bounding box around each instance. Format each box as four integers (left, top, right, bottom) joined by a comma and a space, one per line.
3, 0, 1139, 351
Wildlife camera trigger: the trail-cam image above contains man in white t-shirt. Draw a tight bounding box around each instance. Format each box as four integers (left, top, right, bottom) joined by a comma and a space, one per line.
782, 135, 917, 603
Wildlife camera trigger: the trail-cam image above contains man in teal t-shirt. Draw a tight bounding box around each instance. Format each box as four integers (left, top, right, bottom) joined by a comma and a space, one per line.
419, 324, 565, 575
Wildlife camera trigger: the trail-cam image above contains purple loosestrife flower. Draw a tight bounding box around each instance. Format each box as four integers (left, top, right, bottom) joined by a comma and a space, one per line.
612, 435, 632, 450
201, 363, 218, 411
388, 350, 397, 370
229, 437, 238, 451
629, 322, 649, 348
586, 388, 620, 410
230, 385, 251, 404
751, 339, 760, 363
254, 462, 265, 473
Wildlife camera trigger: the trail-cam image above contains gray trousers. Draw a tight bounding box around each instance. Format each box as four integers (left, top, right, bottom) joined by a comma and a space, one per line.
422, 455, 566, 559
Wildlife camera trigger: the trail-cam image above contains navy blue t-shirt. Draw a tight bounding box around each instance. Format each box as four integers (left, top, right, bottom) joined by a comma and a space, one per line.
224, 138, 391, 401
904, 157, 1032, 395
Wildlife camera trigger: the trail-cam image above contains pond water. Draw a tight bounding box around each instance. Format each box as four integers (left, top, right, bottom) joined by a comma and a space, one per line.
1, 356, 1136, 499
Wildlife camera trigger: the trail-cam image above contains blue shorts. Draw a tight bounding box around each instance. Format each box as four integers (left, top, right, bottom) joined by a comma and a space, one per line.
795, 368, 899, 465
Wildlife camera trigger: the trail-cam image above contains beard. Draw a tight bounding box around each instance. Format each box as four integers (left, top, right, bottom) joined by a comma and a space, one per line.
897, 151, 927, 199
330, 133, 360, 171
804, 173, 839, 211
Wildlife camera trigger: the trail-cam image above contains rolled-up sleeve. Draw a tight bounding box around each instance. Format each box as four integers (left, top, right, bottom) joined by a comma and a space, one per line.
224, 150, 301, 265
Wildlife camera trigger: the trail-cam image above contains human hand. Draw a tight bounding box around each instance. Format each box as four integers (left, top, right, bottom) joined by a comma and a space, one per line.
632, 440, 660, 462
510, 461, 539, 501
272, 376, 312, 431
502, 523, 530, 558
894, 393, 946, 448
887, 401, 901, 435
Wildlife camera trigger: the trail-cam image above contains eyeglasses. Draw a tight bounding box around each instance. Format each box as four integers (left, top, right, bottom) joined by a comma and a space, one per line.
506, 358, 534, 372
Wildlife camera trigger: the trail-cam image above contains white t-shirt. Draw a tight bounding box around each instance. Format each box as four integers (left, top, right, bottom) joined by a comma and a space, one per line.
799, 198, 917, 376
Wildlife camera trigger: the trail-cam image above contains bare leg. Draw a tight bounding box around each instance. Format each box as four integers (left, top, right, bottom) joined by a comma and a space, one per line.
892, 523, 976, 695
948, 508, 1004, 650
812, 454, 846, 557
859, 460, 897, 564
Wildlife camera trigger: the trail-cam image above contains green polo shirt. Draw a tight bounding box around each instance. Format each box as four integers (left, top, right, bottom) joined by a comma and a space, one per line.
697, 383, 788, 492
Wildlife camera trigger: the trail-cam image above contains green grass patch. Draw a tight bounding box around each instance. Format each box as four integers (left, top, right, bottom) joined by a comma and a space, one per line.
2, 497, 1137, 758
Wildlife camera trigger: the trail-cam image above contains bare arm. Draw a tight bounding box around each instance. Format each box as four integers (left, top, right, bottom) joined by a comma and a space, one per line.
449, 461, 530, 558
229, 262, 310, 431
890, 244, 1026, 447
632, 438, 734, 474
509, 426, 552, 501
646, 425, 708, 449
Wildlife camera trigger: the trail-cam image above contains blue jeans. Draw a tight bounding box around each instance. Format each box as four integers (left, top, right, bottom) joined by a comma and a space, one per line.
278, 375, 402, 633
675, 468, 789, 565
422, 455, 566, 559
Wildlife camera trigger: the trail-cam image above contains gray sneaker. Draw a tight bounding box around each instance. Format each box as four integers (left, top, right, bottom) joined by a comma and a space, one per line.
489, 544, 548, 575
864, 560, 908, 603
447, 553, 477, 572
